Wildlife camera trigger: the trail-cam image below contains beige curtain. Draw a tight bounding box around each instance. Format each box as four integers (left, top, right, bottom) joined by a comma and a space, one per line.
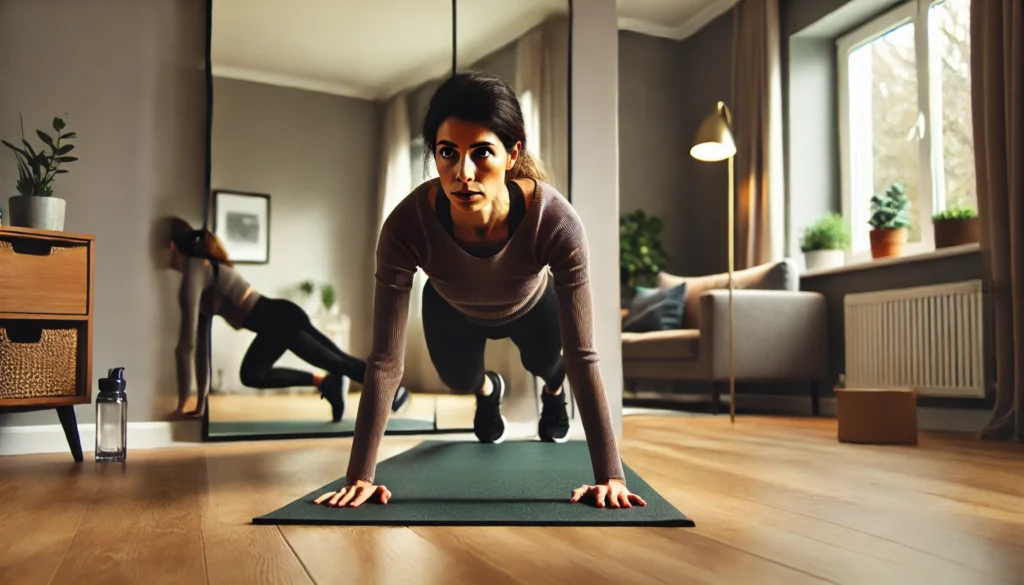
973, 0, 1023, 442
732, 0, 784, 269
514, 15, 571, 193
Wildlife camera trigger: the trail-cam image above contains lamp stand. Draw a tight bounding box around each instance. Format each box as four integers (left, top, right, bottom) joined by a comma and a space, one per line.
727, 154, 735, 424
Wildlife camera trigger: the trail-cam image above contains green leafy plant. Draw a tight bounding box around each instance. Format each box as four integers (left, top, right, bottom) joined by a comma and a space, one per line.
800, 212, 851, 252
1, 114, 78, 197
933, 202, 977, 221
298, 280, 315, 296
868, 182, 911, 230
319, 283, 336, 312
620, 209, 668, 293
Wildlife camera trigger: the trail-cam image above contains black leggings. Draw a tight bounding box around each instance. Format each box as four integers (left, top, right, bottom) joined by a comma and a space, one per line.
239, 297, 366, 388
422, 277, 565, 393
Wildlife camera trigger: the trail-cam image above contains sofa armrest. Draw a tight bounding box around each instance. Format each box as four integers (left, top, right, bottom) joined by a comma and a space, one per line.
698, 290, 828, 381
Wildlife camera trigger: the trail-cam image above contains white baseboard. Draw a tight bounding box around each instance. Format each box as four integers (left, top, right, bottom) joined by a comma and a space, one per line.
0, 421, 203, 457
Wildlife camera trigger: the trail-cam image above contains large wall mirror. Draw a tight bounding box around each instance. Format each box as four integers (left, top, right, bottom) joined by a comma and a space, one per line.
202, 0, 573, 441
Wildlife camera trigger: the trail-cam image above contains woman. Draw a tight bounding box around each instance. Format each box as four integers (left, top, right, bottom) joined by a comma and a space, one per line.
314, 71, 646, 510
169, 218, 410, 420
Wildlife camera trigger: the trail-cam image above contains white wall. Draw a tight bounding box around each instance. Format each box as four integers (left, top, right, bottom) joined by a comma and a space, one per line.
572, 0, 624, 437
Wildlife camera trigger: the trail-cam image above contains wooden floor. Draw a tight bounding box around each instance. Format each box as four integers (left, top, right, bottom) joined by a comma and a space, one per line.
1, 415, 1022, 585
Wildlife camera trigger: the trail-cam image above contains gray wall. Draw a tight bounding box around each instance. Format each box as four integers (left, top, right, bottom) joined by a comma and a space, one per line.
208, 78, 379, 391
617, 31, 688, 274
0, 0, 626, 440
0, 0, 208, 425
677, 10, 736, 277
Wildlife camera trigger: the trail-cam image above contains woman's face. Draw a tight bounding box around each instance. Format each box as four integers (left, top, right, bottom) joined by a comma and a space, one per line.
434, 117, 520, 213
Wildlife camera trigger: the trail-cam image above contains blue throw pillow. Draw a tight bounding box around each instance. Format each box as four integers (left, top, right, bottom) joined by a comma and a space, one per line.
622, 283, 687, 333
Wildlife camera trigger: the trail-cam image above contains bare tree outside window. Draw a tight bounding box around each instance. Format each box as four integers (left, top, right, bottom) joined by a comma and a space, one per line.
839, 0, 974, 258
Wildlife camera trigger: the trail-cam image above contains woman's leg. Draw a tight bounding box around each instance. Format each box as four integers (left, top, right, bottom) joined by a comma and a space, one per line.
422, 280, 506, 443
506, 278, 571, 442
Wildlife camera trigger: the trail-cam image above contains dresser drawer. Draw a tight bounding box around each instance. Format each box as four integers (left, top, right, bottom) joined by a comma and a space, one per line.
0, 320, 85, 400
0, 232, 90, 315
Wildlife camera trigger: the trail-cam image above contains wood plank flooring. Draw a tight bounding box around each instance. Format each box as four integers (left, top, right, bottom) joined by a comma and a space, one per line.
1, 415, 1022, 585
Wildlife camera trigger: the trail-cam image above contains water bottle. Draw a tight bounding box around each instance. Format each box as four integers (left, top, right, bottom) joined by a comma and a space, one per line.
95, 367, 128, 462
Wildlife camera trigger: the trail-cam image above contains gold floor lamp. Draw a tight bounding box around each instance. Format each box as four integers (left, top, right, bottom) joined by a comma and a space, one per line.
689, 101, 737, 423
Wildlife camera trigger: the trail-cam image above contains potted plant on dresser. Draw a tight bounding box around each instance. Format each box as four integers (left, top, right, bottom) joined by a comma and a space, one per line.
932, 202, 979, 248
868, 182, 911, 259
800, 212, 850, 271
1, 115, 78, 231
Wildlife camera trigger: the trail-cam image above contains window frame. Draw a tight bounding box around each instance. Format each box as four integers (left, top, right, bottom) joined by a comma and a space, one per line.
836, 0, 951, 265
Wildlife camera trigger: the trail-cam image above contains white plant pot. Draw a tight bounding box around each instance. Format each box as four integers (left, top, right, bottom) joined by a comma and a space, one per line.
804, 249, 845, 271
8, 196, 66, 231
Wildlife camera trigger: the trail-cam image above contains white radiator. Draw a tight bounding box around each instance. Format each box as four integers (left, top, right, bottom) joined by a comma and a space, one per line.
843, 280, 986, 398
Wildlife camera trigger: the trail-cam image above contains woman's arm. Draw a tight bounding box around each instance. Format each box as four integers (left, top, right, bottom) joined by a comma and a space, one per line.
176, 259, 205, 410
543, 210, 627, 485
193, 314, 212, 412
344, 212, 419, 485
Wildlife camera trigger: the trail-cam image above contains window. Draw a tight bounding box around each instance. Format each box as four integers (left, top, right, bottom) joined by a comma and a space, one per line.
837, 0, 975, 262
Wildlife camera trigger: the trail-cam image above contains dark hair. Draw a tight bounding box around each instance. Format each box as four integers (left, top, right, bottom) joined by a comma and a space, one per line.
169, 216, 234, 266
421, 70, 548, 183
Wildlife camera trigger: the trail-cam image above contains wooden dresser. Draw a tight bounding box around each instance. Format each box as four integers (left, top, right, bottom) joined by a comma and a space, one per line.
0, 225, 95, 461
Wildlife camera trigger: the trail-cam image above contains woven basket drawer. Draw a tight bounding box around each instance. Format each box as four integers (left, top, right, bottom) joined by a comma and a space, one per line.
0, 233, 90, 315
0, 322, 81, 400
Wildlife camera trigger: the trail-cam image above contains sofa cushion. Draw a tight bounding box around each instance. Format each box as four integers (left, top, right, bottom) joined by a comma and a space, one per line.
656, 258, 799, 329
621, 329, 700, 361
622, 283, 687, 333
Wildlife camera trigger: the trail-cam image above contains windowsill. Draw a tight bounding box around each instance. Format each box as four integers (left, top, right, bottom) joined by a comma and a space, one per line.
800, 242, 980, 279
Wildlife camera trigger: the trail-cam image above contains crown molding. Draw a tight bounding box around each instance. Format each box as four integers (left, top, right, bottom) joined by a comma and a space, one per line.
211, 65, 379, 101
618, 0, 739, 41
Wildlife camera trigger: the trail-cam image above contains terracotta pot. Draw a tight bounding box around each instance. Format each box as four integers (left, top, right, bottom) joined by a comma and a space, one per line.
869, 228, 907, 259
933, 217, 979, 249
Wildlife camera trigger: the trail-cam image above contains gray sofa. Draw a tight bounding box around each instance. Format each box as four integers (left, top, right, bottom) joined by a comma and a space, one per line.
621, 258, 828, 414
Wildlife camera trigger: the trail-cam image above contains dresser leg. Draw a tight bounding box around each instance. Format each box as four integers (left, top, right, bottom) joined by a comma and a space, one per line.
56, 406, 84, 462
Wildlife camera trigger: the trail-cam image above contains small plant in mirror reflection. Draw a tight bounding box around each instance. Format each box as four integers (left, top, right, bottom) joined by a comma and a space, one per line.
1, 114, 78, 197
320, 284, 336, 313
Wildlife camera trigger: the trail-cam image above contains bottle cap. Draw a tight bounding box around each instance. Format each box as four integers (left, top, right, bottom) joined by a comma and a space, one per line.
99, 367, 126, 392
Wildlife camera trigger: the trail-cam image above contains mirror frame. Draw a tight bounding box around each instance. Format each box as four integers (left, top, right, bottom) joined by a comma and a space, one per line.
200, 0, 575, 442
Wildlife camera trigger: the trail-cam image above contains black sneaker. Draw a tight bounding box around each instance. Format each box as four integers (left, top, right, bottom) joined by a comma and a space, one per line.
539, 387, 571, 443
392, 386, 411, 414
320, 375, 345, 422
474, 371, 507, 444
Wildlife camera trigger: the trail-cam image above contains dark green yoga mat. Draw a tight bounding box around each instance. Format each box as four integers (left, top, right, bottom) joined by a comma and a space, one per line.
253, 440, 694, 527
208, 417, 435, 438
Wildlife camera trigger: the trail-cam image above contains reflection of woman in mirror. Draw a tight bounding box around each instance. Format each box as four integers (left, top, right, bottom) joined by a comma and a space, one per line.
168, 218, 410, 421
315, 71, 645, 511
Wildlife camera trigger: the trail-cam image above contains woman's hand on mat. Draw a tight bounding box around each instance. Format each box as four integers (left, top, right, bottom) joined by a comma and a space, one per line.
313, 480, 392, 508
569, 479, 646, 509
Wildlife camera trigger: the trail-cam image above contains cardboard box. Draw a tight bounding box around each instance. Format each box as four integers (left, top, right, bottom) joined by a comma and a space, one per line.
835, 387, 918, 445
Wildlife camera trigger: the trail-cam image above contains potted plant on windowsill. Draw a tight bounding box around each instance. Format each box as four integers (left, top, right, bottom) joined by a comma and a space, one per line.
800, 212, 850, 271
868, 182, 911, 259
932, 203, 979, 249
1, 115, 78, 231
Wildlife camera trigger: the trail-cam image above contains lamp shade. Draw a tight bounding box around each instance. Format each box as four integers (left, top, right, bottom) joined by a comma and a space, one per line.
690, 101, 736, 162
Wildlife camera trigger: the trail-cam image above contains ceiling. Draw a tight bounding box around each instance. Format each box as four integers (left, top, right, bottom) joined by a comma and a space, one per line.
211, 0, 735, 101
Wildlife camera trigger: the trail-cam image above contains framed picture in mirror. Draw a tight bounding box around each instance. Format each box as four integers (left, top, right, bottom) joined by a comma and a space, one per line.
212, 190, 270, 264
